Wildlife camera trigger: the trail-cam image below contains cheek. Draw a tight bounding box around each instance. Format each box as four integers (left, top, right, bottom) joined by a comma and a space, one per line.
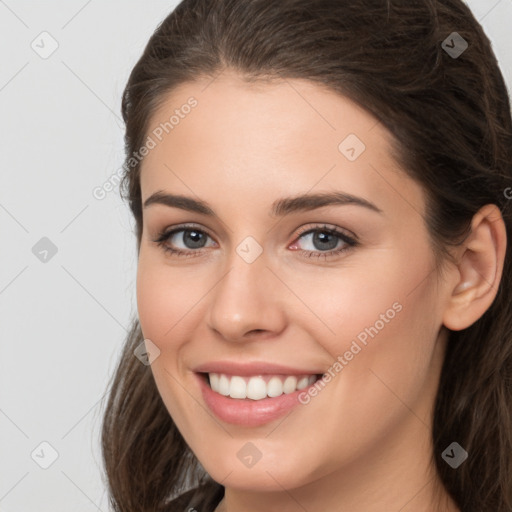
136, 259, 168, 342
305, 236, 439, 360
282, 255, 425, 356
136, 251, 205, 346
295, 242, 439, 389
302, 253, 440, 442
135, 256, 203, 429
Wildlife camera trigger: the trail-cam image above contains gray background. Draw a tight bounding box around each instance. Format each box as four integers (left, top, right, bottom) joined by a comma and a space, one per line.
1, 1, 511, 510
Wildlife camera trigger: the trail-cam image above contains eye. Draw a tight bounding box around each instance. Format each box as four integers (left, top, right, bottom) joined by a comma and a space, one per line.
153, 224, 216, 258
152, 223, 358, 260
290, 224, 358, 259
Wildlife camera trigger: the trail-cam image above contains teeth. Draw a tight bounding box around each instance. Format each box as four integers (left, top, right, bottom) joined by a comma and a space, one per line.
207, 373, 318, 400
283, 376, 297, 394
297, 376, 310, 390
246, 376, 267, 400
218, 374, 230, 396
267, 376, 283, 397
230, 376, 247, 399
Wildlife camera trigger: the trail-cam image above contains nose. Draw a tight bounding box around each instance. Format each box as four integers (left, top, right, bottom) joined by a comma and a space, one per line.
206, 248, 287, 343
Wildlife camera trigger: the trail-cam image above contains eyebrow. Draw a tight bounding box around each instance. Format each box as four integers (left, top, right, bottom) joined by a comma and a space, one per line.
143, 190, 383, 217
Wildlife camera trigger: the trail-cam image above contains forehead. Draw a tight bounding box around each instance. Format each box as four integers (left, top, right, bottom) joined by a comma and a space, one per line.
139, 70, 424, 220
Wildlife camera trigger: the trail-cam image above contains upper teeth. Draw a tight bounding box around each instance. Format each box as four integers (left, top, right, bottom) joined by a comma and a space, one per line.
208, 373, 317, 400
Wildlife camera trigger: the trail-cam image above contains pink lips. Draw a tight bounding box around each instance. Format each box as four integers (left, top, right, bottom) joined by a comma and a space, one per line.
193, 360, 322, 427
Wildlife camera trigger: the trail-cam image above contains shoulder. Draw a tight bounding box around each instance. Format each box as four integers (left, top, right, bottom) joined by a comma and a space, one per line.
166, 481, 224, 512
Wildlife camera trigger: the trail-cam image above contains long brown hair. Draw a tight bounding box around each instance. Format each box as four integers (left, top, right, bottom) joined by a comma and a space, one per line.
100, 1, 512, 510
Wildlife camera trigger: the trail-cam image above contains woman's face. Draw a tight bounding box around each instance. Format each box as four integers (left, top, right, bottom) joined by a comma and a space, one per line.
136, 70, 451, 493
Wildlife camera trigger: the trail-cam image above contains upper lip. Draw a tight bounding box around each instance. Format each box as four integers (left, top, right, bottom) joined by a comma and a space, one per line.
193, 360, 323, 376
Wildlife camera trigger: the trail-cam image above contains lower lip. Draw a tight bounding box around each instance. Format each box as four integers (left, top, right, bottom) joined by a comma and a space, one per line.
196, 373, 315, 427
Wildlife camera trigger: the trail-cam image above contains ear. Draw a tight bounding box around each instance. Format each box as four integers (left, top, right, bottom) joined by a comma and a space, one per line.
442, 204, 507, 331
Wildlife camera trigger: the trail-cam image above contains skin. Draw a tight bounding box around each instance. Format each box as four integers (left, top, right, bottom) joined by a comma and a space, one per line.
136, 69, 506, 512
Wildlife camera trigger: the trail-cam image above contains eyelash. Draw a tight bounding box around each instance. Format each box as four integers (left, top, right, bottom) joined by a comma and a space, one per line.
152, 223, 358, 260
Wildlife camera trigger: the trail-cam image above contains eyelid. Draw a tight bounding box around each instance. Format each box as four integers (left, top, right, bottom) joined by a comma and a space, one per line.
155, 222, 215, 241
292, 222, 358, 242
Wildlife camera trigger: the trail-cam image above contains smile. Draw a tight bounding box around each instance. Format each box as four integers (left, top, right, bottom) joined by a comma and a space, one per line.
194, 367, 324, 427
207, 372, 319, 400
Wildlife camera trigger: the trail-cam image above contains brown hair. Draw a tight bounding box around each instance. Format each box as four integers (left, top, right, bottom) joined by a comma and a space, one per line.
100, 1, 512, 510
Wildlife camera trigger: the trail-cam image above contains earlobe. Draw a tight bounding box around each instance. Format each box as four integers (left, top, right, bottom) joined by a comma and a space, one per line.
442, 204, 507, 331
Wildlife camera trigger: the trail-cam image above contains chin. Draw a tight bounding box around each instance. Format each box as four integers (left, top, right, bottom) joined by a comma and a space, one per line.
197, 444, 319, 492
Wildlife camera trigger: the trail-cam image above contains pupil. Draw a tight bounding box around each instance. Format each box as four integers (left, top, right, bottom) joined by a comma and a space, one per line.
313, 231, 337, 250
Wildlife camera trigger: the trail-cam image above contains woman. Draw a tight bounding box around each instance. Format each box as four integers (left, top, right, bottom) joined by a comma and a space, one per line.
101, 1, 512, 511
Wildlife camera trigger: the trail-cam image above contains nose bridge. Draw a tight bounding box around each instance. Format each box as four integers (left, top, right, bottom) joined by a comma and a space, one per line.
206, 240, 285, 341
